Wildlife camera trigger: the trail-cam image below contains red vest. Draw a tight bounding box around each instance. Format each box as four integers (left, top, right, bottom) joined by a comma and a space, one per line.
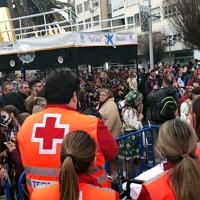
196, 144, 200, 157
31, 182, 117, 200
144, 171, 175, 200
17, 105, 110, 193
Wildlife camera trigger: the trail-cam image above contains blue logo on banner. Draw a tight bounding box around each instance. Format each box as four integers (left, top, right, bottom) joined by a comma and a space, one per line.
104, 33, 116, 48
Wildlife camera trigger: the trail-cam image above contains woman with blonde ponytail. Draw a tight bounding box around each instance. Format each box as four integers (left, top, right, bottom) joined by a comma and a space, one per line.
31, 130, 119, 200
138, 119, 200, 200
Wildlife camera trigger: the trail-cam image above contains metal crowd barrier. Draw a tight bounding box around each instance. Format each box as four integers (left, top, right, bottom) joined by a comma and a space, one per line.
106, 125, 161, 188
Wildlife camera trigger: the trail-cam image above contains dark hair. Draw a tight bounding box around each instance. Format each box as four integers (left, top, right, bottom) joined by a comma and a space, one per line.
59, 130, 96, 200
163, 75, 174, 86
29, 79, 41, 89
77, 91, 90, 108
3, 92, 26, 113
16, 112, 30, 126
192, 87, 200, 95
142, 68, 145, 72
36, 88, 45, 98
193, 80, 200, 85
1, 105, 19, 118
81, 107, 102, 119
45, 71, 80, 104
150, 69, 156, 73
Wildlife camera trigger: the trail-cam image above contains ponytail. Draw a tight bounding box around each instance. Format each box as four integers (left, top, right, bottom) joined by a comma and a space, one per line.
170, 154, 200, 200
59, 157, 79, 200
59, 131, 96, 200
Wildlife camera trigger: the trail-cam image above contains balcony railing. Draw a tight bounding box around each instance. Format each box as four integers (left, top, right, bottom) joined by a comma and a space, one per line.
0, 8, 136, 40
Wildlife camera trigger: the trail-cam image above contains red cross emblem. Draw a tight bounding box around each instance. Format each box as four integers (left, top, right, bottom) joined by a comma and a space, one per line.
31, 114, 70, 154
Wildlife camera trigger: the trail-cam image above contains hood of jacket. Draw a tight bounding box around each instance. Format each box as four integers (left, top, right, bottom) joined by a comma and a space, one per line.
162, 86, 177, 96
34, 97, 46, 107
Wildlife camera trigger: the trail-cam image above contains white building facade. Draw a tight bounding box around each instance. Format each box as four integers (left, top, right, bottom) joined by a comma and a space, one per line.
74, 0, 194, 66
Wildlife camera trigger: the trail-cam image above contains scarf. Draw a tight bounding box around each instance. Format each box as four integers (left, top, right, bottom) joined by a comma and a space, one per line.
78, 173, 101, 187
97, 95, 113, 110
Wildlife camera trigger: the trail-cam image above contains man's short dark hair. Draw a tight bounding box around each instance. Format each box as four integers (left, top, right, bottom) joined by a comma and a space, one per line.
29, 79, 41, 89
194, 80, 200, 85
142, 68, 145, 72
192, 87, 200, 95
45, 70, 80, 104
150, 69, 156, 73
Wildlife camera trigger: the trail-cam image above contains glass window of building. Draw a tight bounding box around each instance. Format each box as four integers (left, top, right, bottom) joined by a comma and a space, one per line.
78, 21, 84, 30
85, 18, 91, 28
84, 1, 90, 11
152, 7, 160, 22
93, 1, 99, 7
93, 15, 100, 26
77, 4, 83, 14
127, 16, 134, 29
135, 13, 140, 26
127, 0, 139, 6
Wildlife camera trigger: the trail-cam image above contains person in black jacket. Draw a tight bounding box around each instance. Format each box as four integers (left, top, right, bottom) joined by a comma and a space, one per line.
147, 73, 179, 124
17, 81, 30, 101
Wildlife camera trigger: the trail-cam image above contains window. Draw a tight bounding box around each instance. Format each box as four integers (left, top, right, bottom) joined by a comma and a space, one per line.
111, 0, 124, 11
152, 7, 160, 22
127, 16, 134, 28
135, 13, 140, 26
85, 18, 91, 28
128, 0, 139, 6
84, 1, 90, 11
77, 4, 83, 14
93, 15, 100, 26
174, 34, 182, 43
93, 1, 99, 7
78, 21, 84, 31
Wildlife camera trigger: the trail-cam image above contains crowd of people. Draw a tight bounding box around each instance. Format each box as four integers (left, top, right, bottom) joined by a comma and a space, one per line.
0, 59, 199, 199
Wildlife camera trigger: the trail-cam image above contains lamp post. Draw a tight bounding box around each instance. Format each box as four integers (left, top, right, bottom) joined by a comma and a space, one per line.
163, 35, 177, 65
148, 0, 154, 69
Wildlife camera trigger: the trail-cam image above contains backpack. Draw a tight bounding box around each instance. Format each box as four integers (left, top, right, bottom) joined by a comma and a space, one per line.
160, 96, 177, 119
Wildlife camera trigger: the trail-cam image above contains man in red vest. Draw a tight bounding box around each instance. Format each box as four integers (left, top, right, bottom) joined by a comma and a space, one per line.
17, 70, 118, 193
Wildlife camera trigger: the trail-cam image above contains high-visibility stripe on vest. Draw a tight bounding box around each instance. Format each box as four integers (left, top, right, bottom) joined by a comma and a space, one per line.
17, 106, 110, 193
31, 182, 117, 200
144, 171, 175, 200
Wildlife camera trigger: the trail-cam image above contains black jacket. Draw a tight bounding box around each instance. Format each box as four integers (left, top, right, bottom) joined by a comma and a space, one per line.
147, 86, 179, 122
18, 92, 28, 101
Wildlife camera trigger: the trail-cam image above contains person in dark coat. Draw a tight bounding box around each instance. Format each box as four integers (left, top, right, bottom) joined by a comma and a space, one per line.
145, 69, 158, 97
3, 92, 27, 114
147, 74, 179, 124
17, 81, 30, 101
